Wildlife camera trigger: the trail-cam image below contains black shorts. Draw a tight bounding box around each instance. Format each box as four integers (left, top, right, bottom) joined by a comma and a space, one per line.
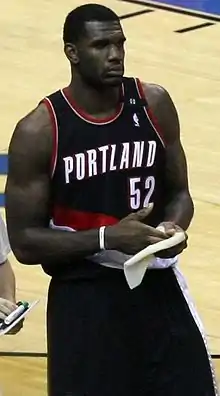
47, 266, 217, 396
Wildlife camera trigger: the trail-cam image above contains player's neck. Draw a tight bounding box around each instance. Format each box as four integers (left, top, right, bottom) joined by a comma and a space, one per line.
68, 76, 121, 118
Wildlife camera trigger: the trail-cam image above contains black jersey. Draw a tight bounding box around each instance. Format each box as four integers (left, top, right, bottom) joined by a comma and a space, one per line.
42, 77, 167, 277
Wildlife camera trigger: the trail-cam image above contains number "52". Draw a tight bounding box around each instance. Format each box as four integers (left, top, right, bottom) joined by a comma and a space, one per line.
129, 176, 155, 210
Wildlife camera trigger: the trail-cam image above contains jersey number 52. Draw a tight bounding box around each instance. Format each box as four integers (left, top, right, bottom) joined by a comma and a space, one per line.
129, 176, 155, 210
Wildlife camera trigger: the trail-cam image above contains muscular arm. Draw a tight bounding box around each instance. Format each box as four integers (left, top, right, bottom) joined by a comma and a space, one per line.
5, 104, 101, 265
143, 83, 194, 231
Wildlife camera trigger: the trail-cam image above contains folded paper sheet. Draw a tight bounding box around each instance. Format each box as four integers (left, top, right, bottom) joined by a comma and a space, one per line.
124, 231, 186, 289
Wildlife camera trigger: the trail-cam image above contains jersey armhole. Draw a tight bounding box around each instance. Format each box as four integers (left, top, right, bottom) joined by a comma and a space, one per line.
135, 78, 166, 147
42, 97, 58, 178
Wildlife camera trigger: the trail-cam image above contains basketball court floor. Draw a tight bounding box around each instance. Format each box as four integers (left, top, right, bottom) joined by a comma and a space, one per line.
0, 0, 219, 394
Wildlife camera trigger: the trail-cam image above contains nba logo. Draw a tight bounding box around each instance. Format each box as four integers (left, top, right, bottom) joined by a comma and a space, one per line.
133, 113, 140, 127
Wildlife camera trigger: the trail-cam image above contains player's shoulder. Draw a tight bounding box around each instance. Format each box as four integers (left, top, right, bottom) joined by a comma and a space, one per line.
14, 101, 52, 138
138, 80, 180, 144
140, 81, 172, 107
9, 100, 54, 159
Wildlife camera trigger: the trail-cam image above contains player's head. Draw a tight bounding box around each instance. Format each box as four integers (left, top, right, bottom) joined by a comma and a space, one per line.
63, 3, 126, 88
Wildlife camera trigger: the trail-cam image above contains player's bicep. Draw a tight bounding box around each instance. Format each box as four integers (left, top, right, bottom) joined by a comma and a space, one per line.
143, 83, 190, 194
165, 139, 190, 194
5, 105, 53, 246
6, 173, 51, 230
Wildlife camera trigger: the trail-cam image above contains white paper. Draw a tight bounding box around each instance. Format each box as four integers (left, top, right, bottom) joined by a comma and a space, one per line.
124, 232, 186, 289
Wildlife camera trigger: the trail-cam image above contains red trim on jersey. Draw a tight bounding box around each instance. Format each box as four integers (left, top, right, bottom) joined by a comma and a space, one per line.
135, 78, 166, 146
61, 86, 124, 125
42, 98, 58, 177
52, 207, 119, 230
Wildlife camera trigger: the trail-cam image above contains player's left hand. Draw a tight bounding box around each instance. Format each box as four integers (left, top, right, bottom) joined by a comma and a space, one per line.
155, 221, 188, 258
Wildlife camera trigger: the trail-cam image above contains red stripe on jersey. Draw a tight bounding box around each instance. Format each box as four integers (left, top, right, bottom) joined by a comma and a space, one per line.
52, 206, 119, 230
135, 78, 166, 146
42, 97, 58, 177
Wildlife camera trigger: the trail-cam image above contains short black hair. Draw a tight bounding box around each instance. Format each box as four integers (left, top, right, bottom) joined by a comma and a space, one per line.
63, 3, 120, 44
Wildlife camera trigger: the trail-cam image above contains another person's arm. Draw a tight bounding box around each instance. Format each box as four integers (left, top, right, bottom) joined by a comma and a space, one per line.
0, 213, 16, 305
0, 259, 16, 304
0, 214, 18, 327
0, 259, 24, 334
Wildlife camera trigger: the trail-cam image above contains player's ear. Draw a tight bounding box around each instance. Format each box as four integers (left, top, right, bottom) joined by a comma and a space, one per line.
64, 43, 79, 65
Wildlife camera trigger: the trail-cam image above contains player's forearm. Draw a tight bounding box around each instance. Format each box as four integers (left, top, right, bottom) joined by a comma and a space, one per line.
11, 227, 101, 265
0, 260, 16, 301
163, 190, 194, 230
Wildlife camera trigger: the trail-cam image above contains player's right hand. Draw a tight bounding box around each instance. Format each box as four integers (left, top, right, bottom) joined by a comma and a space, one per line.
105, 203, 169, 255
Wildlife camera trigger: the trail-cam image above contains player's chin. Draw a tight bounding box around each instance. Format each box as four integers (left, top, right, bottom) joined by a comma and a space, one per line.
103, 74, 123, 86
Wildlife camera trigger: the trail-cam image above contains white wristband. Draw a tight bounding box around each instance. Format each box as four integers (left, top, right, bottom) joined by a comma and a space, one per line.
99, 226, 106, 250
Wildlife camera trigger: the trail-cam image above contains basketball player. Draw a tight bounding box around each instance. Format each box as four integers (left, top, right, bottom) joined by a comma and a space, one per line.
5, 3, 218, 395
0, 213, 22, 334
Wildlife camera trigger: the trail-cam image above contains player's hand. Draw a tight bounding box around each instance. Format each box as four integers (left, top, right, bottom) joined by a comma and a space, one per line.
155, 221, 188, 258
105, 204, 169, 255
0, 298, 24, 334
0, 298, 17, 320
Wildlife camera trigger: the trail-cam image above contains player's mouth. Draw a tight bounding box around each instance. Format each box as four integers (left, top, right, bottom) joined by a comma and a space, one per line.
106, 66, 124, 77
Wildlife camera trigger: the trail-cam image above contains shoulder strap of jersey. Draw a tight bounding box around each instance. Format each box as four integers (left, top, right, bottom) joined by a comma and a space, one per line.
42, 90, 69, 116
122, 77, 148, 109
134, 78, 166, 146
39, 90, 65, 178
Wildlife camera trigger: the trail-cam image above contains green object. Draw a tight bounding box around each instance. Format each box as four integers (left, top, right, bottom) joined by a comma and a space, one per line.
17, 301, 29, 309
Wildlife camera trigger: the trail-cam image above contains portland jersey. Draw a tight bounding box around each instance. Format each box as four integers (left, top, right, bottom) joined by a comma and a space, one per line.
42, 77, 167, 277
